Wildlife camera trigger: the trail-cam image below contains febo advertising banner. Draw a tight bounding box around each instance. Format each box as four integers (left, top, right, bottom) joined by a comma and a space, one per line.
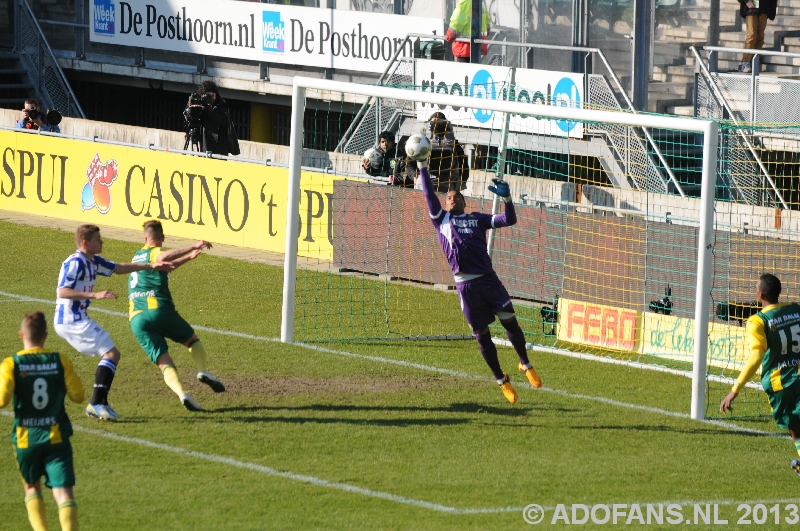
89, 0, 442, 74
414, 60, 584, 139
0, 130, 348, 260
557, 297, 749, 372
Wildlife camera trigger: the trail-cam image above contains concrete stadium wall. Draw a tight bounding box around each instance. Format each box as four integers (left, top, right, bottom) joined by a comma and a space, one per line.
4, 108, 794, 239
1, 109, 366, 175
466, 169, 797, 240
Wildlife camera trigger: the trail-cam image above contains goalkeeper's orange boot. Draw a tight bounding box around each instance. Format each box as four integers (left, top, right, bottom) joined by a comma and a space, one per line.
499, 374, 518, 404
518, 363, 543, 388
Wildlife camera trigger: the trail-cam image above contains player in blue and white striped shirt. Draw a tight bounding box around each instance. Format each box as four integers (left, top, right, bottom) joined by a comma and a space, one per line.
55, 252, 117, 327
55, 224, 174, 421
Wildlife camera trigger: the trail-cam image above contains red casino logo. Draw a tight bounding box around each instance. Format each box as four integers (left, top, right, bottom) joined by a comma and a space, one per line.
82, 153, 118, 214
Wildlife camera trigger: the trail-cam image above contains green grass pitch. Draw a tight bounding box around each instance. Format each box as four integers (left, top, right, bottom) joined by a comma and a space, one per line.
0, 219, 796, 530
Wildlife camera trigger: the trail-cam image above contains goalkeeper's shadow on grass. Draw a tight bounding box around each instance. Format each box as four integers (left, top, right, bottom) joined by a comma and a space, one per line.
205, 415, 475, 427
212, 402, 545, 417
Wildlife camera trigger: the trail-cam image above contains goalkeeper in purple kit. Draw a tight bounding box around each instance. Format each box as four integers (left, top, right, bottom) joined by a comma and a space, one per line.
413, 138, 543, 403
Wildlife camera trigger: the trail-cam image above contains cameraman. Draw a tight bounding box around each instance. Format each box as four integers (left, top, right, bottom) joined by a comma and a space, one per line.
424, 112, 469, 192
187, 81, 230, 155
16, 98, 60, 133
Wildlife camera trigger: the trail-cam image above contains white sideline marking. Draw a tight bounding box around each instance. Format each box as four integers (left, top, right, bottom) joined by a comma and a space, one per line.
0, 411, 793, 516
0, 291, 783, 438
0, 410, 505, 514
493, 337, 762, 391
1, 290, 756, 386
0, 290, 790, 513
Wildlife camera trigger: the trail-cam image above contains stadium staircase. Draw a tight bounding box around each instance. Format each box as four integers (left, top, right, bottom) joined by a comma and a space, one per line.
651, 0, 800, 115
648, 129, 704, 196
0, 51, 34, 110
0, 0, 84, 118
337, 55, 691, 197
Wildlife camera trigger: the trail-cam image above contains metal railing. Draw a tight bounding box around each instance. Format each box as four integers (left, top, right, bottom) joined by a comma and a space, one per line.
337, 33, 684, 197
335, 33, 432, 155
691, 46, 788, 209
704, 45, 800, 124
471, 38, 684, 195
14, 0, 85, 118
704, 45, 800, 62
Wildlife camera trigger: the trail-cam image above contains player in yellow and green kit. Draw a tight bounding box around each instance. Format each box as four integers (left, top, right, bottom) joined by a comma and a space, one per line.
1, 311, 85, 531
721, 273, 800, 475
129, 220, 226, 411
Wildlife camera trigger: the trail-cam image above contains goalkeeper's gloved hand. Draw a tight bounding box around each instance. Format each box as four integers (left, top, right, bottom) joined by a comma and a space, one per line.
415, 158, 428, 169
488, 178, 511, 201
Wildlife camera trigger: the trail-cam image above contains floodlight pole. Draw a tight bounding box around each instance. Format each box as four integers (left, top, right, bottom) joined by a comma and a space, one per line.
280, 83, 306, 344
691, 120, 718, 421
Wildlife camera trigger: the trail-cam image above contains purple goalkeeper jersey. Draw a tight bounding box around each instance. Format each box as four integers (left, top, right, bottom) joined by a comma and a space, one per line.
420, 167, 516, 276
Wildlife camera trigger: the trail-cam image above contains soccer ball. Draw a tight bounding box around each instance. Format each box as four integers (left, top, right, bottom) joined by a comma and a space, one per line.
405, 134, 431, 161
363, 148, 380, 167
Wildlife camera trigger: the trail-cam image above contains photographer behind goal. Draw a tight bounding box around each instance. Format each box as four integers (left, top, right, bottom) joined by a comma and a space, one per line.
16, 98, 61, 133
183, 81, 235, 155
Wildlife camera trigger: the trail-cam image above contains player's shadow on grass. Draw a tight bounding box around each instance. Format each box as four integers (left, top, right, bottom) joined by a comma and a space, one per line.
226, 415, 474, 427
77, 418, 151, 425
214, 402, 541, 417
583, 424, 774, 436
446, 402, 578, 415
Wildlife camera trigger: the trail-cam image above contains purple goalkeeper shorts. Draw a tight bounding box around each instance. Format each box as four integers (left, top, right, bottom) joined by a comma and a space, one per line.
456, 274, 515, 334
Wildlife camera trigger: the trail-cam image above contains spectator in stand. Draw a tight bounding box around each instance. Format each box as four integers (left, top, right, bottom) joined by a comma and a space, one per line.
388, 136, 418, 187
16, 98, 60, 133
738, 0, 777, 73
363, 131, 397, 176
445, 0, 491, 63
363, 132, 417, 187
421, 112, 470, 192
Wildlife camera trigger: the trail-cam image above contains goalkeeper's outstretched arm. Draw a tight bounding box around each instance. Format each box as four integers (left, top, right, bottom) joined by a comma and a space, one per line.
417, 160, 444, 222
488, 177, 517, 228
494, 198, 517, 228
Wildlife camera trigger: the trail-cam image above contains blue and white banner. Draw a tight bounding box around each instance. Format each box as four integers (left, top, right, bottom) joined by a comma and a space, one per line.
89, 0, 442, 74
413, 60, 584, 139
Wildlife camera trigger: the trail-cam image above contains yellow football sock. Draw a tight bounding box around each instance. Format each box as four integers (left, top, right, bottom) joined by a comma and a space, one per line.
189, 341, 208, 373
162, 365, 185, 397
24, 492, 47, 531
58, 500, 78, 531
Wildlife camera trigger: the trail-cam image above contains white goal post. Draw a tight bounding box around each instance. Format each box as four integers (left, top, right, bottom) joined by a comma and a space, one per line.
281, 75, 718, 421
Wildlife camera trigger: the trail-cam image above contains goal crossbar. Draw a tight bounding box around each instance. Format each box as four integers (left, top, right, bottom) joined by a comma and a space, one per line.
282, 76, 718, 420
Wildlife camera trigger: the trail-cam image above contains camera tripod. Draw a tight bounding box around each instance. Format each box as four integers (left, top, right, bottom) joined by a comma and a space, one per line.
184, 125, 202, 152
